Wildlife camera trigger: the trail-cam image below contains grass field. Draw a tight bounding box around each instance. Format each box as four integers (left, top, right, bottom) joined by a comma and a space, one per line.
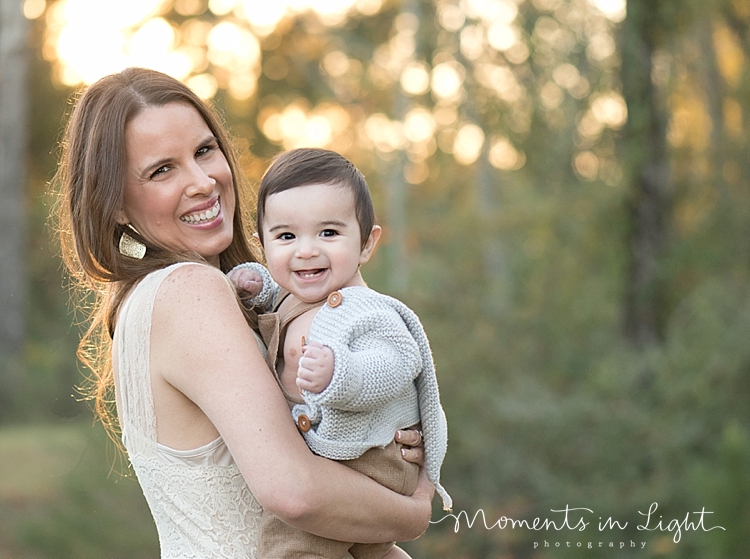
0, 421, 158, 559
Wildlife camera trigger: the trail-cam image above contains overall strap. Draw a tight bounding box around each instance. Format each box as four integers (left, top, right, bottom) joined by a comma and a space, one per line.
257, 289, 325, 401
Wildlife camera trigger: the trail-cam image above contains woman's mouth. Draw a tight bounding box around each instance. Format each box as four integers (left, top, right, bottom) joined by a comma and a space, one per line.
181, 199, 220, 224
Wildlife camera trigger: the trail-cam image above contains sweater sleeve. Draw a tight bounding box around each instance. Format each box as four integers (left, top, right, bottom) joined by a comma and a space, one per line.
304, 309, 422, 412
228, 261, 280, 312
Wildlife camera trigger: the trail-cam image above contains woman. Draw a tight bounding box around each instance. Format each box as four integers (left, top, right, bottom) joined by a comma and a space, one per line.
54, 67, 433, 558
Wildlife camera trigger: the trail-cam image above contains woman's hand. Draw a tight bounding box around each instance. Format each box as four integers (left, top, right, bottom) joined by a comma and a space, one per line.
409, 468, 436, 537
395, 425, 435, 538
395, 426, 424, 466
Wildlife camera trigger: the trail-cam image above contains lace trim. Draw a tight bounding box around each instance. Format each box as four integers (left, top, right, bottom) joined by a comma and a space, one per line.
131, 455, 262, 558
156, 436, 234, 467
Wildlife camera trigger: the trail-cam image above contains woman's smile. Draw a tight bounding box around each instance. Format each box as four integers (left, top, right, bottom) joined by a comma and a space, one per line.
180, 197, 222, 225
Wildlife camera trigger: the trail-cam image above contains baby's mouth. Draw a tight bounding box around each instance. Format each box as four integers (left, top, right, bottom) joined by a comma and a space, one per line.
181, 199, 220, 224
295, 269, 325, 279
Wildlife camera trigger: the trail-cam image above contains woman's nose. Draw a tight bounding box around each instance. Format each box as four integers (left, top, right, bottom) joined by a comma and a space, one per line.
186, 163, 215, 196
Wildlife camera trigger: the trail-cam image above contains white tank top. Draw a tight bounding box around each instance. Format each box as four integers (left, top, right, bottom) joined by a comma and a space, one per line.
114, 263, 262, 558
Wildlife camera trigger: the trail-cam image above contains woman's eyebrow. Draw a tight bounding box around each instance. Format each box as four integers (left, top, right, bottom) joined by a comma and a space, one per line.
198, 134, 219, 146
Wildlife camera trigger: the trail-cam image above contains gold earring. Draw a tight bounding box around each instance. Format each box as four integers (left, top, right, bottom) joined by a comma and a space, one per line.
119, 225, 146, 259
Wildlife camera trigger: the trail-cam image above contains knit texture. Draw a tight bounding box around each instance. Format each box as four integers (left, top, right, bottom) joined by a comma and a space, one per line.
231, 262, 279, 311
230, 263, 452, 511
293, 286, 452, 511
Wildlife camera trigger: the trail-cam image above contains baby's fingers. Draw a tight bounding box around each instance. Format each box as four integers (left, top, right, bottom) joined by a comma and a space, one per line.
296, 368, 326, 393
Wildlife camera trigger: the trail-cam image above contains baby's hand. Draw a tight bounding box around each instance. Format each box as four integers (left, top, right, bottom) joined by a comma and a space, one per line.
227, 267, 263, 298
297, 340, 334, 394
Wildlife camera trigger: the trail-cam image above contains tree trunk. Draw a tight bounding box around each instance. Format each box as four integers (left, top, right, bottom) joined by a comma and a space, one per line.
384, 151, 409, 294
476, 144, 510, 317
384, 0, 421, 296
0, 0, 29, 415
620, 0, 672, 347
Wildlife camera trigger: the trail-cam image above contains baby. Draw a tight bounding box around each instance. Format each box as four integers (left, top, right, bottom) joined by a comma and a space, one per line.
229, 148, 450, 559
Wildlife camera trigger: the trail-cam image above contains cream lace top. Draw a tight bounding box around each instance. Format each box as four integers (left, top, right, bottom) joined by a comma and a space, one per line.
114, 263, 262, 558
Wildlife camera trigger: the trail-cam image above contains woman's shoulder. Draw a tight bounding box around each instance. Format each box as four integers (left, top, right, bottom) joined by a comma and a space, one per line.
152, 262, 238, 323
157, 261, 231, 289
133, 261, 227, 296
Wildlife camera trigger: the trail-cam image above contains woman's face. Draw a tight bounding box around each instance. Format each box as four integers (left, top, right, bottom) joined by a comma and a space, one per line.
117, 102, 235, 266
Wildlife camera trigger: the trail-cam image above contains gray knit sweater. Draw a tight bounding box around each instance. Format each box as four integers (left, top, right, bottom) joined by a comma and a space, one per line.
232, 263, 451, 510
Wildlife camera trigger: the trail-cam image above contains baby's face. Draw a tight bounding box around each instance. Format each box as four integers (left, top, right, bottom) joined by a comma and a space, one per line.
261, 183, 377, 303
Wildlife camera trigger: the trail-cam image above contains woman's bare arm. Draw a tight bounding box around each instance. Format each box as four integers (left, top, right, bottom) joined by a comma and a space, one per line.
150, 263, 434, 543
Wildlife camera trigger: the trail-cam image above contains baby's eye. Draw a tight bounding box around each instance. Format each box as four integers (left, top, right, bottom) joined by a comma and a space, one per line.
278, 232, 295, 241
320, 229, 338, 237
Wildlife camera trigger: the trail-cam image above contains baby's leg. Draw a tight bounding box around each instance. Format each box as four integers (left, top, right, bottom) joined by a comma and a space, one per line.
349, 542, 410, 559
382, 545, 412, 559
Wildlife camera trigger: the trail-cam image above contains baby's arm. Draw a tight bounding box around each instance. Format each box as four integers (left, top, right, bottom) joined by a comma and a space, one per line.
227, 261, 279, 311
304, 310, 422, 412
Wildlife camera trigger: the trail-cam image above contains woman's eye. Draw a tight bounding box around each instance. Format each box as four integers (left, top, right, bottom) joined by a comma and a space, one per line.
197, 142, 219, 157
150, 165, 169, 179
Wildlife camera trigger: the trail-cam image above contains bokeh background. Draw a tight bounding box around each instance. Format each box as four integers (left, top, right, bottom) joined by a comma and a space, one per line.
1, 0, 749, 556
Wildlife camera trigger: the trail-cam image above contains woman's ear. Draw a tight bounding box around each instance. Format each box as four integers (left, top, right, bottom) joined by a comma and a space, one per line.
359, 225, 382, 265
115, 209, 129, 225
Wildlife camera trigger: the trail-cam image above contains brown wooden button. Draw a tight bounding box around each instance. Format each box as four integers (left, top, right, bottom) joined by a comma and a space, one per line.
327, 291, 343, 307
297, 414, 311, 432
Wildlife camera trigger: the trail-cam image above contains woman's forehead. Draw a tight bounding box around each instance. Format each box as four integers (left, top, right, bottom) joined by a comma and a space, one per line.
128, 102, 207, 135
125, 103, 211, 154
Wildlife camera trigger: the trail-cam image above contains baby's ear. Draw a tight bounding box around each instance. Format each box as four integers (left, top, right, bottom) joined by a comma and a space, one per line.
359, 225, 382, 264
251, 231, 265, 253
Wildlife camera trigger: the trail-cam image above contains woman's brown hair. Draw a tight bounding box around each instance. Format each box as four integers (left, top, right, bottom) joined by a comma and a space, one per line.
52, 67, 258, 436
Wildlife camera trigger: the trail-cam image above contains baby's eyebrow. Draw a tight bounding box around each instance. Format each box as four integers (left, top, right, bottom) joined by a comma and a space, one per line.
319, 220, 348, 228
267, 223, 291, 233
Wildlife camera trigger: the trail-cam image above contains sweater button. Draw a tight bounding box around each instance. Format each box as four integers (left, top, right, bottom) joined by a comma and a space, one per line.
327, 291, 343, 307
297, 414, 311, 432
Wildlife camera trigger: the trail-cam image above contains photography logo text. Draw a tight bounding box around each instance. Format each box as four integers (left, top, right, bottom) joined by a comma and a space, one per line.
430, 502, 725, 550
